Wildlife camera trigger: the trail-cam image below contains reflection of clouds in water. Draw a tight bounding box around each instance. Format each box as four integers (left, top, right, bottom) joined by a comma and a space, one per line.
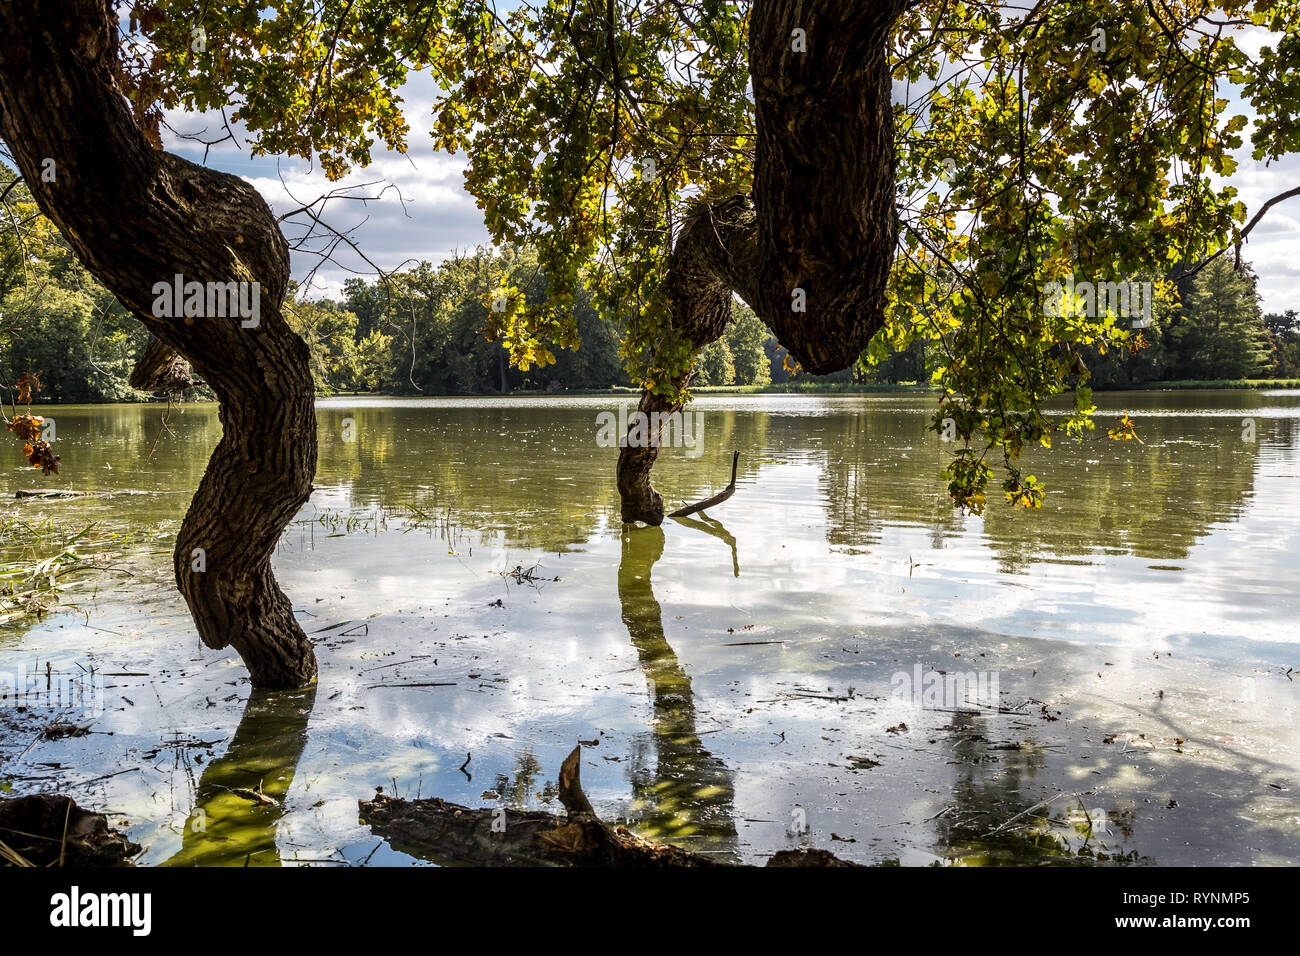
706, 623, 1299, 864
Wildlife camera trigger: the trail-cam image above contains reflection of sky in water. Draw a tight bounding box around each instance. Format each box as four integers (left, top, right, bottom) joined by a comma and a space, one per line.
1, 391, 1297, 865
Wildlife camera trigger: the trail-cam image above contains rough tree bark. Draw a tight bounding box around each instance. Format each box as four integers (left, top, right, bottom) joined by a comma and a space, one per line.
0, 0, 318, 687
130, 336, 195, 394
618, 0, 905, 523
617, 197, 759, 523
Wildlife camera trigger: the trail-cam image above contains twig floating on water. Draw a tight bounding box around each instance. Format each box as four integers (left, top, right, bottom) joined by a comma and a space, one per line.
982, 792, 1066, 837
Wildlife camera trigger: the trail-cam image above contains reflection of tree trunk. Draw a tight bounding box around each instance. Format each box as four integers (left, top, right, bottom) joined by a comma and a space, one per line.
617, 525, 737, 855
162, 686, 316, 867
616, 1, 906, 521
0, 0, 317, 687
361, 529, 860, 865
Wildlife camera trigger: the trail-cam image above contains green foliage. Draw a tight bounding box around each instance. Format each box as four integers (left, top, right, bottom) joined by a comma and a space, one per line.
694, 339, 734, 387
1152, 377, 1300, 389
282, 285, 361, 393
352, 329, 397, 391
884, 0, 1298, 510
725, 304, 772, 387
861, 338, 928, 385
1265, 309, 1300, 377
0, 164, 150, 402
1167, 260, 1272, 379
319, 247, 775, 394
547, 287, 629, 390
381, 247, 531, 393
1075, 272, 1178, 389
343, 278, 390, 341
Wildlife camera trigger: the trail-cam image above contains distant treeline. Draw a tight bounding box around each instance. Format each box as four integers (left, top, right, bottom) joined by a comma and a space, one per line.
1081, 258, 1298, 388
2, 162, 1296, 402
1, 166, 147, 403
283, 245, 794, 395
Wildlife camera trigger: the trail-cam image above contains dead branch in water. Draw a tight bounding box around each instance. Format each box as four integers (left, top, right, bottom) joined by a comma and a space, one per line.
668, 450, 739, 519
359, 744, 860, 867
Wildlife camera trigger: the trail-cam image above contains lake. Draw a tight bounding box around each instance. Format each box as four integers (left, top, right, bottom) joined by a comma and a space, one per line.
1, 391, 1297, 865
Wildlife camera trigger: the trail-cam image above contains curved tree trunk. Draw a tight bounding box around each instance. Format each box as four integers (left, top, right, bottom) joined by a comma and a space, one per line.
618, 197, 758, 524
616, 387, 675, 524
618, 0, 905, 522
0, 0, 317, 687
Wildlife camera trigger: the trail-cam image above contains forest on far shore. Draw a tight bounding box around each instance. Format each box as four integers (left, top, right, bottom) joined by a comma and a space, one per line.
2, 164, 1297, 403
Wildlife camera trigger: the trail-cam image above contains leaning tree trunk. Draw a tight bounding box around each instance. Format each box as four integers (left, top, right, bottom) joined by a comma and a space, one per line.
0, 0, 317, 687
618, 197, 759, 524
618, 0, 904, 523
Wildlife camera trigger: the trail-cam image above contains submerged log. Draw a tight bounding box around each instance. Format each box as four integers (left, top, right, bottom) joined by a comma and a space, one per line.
360, 794, 722, 867
361, 746, 716, 867
0, 794, 140, 866
668, 451, 740, 519
14, 489, 95, 499
359, 745, 861, 867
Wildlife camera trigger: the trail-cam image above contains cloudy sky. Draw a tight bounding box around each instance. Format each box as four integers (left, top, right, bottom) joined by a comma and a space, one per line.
164, 72, 492, 299
162, 34, 1300, 316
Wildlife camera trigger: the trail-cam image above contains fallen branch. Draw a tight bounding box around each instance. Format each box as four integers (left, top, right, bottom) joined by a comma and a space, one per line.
981, 792, 1066, 837
668, 450, 739, 519
360, 744, 860, 867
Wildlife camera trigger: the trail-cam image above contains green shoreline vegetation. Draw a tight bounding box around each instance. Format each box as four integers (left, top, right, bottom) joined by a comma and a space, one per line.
1139, 378, 1300, 390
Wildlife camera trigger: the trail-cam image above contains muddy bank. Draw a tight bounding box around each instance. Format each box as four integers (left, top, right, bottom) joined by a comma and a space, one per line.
0, 794, 140, 866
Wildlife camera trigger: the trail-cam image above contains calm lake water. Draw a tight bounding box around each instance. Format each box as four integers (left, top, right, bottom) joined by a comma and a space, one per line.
1, 391, 1298, 865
